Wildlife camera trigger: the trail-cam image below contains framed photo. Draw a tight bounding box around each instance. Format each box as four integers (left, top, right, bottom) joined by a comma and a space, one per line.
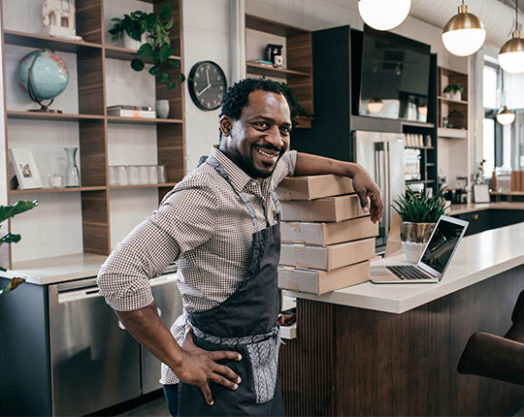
9, 148, 43, 190
473, 184, 490, 203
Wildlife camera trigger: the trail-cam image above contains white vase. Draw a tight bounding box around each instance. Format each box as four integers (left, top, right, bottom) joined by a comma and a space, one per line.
450, 91, 462, 101
64, 147, 80, 187
155, 100, 170, 119
123, 32, 143, 51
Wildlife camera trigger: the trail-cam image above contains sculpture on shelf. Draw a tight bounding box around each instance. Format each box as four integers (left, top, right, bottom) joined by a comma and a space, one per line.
42, 0, 81, 40
17, 48, 69, 113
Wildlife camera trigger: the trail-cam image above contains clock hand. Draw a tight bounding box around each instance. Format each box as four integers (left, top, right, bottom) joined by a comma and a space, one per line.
206, 68, 210, 86
196, 84, 211, 97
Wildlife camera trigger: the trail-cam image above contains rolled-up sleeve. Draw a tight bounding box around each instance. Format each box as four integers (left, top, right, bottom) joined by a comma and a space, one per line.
272, 150, 297, 187
97, 184, 217, 311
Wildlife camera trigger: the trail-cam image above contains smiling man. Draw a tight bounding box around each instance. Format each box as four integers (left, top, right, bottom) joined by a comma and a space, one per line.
97, 78, 382, 417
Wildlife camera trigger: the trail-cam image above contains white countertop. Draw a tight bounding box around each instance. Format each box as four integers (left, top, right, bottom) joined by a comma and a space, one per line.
5, 253, 108, 285
447, 201, 524, 215
284, 221, 524, 314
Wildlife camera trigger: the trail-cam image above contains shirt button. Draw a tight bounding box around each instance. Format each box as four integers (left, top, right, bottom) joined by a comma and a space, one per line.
250, 180, 256, 187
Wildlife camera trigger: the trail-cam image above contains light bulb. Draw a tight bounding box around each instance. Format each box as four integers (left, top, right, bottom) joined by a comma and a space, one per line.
499, 30, 524, 74
442, 4, 485, 56
496, 106, 515, 125
367, 97, 384, 114
358, 0, 411, 31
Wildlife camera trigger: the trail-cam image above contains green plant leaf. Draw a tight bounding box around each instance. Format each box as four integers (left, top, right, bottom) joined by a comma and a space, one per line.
159, 72, 171, 83
168, 59, 180, 68
165, 18, 174, 30
0, 233, 21, 245
0, 200, 37, 224
149, 65, 160, 76
179, 73, 186, 82
146, 12, 157, 28
158, 44, 174, 63
137, 43, 154, 58
131, 58, 145, 71
167, 82, 176, 90
160, 3, 172, 20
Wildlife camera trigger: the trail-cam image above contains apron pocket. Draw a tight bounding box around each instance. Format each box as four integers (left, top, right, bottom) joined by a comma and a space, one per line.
245, 332, 280, 404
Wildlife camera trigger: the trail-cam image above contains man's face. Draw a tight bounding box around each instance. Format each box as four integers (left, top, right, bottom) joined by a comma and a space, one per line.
219, 90, 292, 178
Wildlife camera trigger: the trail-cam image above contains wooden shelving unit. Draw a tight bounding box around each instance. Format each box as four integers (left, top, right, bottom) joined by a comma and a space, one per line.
437, 67, 468, 138
0, 0, 185, 266
245, 13, 313, 127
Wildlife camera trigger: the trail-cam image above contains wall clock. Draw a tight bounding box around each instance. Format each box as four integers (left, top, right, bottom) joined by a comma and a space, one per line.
188, 60, 227, 111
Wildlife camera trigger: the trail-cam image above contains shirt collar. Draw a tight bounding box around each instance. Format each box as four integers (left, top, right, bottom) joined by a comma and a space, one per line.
208, 147, 272, 193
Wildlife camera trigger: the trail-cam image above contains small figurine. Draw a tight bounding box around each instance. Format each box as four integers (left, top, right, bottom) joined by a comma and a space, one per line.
42, 0, 82, 40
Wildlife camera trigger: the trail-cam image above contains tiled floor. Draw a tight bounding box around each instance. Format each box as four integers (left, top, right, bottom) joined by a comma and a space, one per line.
115, 396, 170, 417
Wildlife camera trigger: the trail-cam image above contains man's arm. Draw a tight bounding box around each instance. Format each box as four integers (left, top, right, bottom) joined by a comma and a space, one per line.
116, 302, 241, 406
295, 152, 383, 223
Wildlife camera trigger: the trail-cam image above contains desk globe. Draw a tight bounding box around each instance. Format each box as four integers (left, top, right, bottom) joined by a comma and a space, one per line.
17, 48, 69, 112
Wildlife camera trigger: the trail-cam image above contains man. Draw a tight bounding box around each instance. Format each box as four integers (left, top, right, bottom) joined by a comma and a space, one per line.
97, 78, 382, 416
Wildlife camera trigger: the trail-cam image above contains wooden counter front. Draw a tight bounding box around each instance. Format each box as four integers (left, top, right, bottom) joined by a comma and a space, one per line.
279, 266, 524, 416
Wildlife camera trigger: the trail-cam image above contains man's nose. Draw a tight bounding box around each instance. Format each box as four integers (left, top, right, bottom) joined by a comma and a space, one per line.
264, 126, 285, 148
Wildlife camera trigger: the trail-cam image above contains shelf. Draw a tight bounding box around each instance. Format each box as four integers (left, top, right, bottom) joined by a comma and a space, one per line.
7, 111, 104, 121
3, 29, 102, 53
9, 186, 106, 195
406, 179, 435, 184
107, 116, 183, 124
400, 120, 435, 129
108, 182, 178, 190
405, 146, 435, 150
246, 62, 310, 78
245, 14, 308, 36
438, 96, 468, 105
438, 128, 467, 139
105, 45, 181, 63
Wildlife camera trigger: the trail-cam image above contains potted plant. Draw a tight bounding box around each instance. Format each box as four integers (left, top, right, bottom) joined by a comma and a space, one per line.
443, 83, 464, 101
108, 3, 185, 91
392, 188, 446, 263
0, 200, 37, 295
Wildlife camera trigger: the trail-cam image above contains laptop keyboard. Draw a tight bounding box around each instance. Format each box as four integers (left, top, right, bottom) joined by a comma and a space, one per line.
387, 265, 432, 280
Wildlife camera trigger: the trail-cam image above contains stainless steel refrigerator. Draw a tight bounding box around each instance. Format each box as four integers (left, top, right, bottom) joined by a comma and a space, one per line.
354, 130, 406, 248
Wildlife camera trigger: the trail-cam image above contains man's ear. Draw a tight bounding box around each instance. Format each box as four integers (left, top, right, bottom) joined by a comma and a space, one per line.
219, 115, 233, 137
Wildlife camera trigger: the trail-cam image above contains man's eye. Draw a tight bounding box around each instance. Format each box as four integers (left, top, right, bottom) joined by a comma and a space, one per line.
280, 127, 290, 135
254, 122, 268, 129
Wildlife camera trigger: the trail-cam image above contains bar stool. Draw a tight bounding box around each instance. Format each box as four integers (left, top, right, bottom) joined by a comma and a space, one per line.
457, 290, 524, 413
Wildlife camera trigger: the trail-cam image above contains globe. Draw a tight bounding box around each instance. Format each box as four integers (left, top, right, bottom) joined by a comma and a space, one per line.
17, 49, 69, 109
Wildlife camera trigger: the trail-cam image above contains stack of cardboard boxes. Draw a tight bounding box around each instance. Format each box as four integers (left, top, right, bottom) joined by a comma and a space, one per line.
276, 175, 379, 295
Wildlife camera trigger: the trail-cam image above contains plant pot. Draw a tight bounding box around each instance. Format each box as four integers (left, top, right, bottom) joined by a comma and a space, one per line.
400, 221, 435, 263
123, 32, 145, 51
450, 91, 462, 101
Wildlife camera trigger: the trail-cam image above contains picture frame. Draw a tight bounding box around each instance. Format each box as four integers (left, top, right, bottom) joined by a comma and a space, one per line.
473, 184, 490, 203
9, 148, 43, 190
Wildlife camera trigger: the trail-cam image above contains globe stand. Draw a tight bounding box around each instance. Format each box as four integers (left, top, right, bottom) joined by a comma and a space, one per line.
26, 49, 63, 113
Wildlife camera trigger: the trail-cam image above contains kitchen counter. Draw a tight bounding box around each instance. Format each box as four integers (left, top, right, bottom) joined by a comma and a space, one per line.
446, 201, 524, 215
284, 220, 524, 313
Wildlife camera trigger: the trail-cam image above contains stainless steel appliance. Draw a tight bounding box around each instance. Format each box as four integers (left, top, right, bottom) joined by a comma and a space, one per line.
48, 271, 182, 415
354, 130, 406, 247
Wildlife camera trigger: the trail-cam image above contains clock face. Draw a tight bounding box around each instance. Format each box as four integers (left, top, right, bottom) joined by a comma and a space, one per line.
188, 61, 227, 111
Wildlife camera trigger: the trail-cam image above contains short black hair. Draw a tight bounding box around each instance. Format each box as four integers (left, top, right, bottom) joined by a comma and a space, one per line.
219, 78, 289, 120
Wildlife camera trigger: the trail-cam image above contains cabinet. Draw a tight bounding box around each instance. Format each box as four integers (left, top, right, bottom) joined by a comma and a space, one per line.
0, 0, 185, 269
437, 67, 468, 139
244, 14, 313, 127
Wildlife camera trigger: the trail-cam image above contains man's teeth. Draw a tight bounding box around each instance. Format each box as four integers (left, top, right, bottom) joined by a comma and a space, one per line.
256, 148, 277, 158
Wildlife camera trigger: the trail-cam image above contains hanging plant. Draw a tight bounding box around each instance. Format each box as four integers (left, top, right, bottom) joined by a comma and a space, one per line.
108, 3, 185, 91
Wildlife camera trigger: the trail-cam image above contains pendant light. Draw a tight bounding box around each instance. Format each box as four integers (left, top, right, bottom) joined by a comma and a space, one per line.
496, 71, 515, 125
442, 1, 486, 56
358, 0, 411, 31
498, 0, 524, 74
367, 97, 384, 114
496, 106, 516, 125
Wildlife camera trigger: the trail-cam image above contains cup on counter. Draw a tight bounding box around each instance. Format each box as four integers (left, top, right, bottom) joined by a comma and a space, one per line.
138, 166, 149, 184
157, 165, 167, 183
108, 166, 118, 185
48, 173, 64, 188
117, 165, 128, 186
148, 165, 158, 184
127, 165, 139, 185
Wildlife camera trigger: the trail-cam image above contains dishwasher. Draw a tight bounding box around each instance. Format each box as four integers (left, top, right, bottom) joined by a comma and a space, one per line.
48, 270, 182, 416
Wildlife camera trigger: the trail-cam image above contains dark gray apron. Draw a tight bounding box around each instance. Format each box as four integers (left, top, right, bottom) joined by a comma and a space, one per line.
178, 157, 284, 416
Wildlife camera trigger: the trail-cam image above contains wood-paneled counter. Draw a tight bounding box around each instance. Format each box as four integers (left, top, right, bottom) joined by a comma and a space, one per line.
280, 222, 524, 416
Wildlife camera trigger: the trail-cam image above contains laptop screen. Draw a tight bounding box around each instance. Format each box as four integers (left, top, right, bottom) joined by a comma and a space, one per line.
419, 218, 467, 273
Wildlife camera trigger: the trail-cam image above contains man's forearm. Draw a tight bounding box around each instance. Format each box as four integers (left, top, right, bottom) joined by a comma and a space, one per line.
295, 152, 361, 177
116, 301, 184, 372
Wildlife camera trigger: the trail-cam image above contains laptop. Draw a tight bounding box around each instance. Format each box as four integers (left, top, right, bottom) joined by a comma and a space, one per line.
371, 215, 469, 284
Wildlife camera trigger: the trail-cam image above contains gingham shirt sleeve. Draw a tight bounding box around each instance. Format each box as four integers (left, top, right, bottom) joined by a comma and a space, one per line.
97, 185, 217, 312
272, 150, 298, 186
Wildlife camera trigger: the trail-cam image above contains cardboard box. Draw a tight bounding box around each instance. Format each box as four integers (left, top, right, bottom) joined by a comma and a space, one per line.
280, 194, 366, 222
280, 238, 375, 271
281, 216, 379, 245
276, 174, 355, 200
278, 260, 370, 295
